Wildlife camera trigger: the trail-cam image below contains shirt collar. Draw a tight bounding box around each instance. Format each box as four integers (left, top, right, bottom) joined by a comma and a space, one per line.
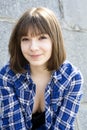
51, 61, 68, 83
12, 64, 33, 85
51, 67, 63, 83
13, 62, 67, 85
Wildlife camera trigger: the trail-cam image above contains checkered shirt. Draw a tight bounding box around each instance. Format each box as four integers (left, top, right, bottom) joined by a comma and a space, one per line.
0, 60, 83, 130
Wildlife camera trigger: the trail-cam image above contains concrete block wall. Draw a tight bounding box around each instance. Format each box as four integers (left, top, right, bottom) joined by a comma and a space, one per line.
0, 0, 87, 130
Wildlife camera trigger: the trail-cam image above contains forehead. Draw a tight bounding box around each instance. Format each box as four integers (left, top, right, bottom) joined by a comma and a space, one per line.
19, 14, 50, 38
21, 23, 47, 38
28, 25, 44, 37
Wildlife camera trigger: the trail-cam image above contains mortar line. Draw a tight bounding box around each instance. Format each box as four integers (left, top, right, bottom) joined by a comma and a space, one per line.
58, 0, 64, 19
0, 16, 16, 23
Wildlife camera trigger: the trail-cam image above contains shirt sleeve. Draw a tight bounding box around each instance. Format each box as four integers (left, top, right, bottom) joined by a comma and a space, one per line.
0, 90, 2, 128
53, 71, 83, 130
0, 68, 27, 130
0, 73, 14, 129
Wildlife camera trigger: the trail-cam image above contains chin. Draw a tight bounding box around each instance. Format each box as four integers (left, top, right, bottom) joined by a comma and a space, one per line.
29, 61, 46, 67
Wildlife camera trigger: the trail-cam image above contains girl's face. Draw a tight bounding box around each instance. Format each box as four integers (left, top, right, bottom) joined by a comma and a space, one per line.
21, 33, 52, 68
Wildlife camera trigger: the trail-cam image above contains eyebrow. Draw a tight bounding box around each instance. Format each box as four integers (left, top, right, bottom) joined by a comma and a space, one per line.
22, 33, 48, 38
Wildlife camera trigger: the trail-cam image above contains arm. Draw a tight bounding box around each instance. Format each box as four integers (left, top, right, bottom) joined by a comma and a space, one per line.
0, 68, 26, 129
53, 71, 83, 130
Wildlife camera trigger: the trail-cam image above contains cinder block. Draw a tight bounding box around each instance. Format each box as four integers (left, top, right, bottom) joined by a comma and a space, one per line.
0, 21, 13, 68
63, 0, 87, 29
77, 104, 87, 130
0, 0, 60, 19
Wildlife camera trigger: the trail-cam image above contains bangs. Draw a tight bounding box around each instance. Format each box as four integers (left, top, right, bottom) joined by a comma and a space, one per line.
18, 15, 48, 38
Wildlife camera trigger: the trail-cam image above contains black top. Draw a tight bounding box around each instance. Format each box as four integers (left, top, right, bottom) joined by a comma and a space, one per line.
31, 111, 45, 130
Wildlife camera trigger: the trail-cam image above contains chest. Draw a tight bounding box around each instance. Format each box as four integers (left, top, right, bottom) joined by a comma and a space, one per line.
32, 76, 51, 113
32, 84, 45, 113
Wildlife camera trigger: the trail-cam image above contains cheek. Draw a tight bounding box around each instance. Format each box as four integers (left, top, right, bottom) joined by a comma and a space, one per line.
43, 41, 52, 49
45, 43, 52, 52
21, 46, 24, 54
21, 45, 27, 53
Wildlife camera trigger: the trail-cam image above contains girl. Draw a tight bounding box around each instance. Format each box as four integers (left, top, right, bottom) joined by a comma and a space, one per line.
0, 7, 83, 130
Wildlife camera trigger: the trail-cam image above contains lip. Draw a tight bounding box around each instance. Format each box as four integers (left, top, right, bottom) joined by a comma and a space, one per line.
30, 54, 42, 58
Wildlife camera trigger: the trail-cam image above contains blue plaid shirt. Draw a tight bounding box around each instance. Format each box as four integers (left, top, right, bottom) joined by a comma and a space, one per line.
0, 60, 83, 130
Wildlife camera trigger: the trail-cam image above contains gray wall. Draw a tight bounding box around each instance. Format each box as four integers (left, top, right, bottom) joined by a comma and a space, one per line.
0, 0, 87, 130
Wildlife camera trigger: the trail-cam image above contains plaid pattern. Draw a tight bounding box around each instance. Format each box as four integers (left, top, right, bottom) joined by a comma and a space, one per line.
0, 61, 83, 130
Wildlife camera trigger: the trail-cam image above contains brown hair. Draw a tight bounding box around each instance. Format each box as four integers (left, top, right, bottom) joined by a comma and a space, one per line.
9, 7, 66, 73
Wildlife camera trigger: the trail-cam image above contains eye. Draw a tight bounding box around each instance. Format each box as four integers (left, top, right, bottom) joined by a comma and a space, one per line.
21, 37, 30, 41
39, 35, 47, 40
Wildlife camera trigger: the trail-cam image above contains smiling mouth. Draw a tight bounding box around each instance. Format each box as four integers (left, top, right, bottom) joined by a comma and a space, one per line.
30, 54, 42, 58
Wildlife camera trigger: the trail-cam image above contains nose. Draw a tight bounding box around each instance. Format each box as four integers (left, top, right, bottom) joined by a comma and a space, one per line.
30, 40, 39, 51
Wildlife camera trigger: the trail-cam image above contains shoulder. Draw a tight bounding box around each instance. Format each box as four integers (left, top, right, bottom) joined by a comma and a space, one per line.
0, 63, 30, 88
0, 63, 16, 88
0, 62, 15, 79
53, 60, 83, 89
55, 60, 83, 96
59, 60, 83, 80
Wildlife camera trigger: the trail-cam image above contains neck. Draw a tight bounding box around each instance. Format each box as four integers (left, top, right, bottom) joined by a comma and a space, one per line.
30, 65, 50, 76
